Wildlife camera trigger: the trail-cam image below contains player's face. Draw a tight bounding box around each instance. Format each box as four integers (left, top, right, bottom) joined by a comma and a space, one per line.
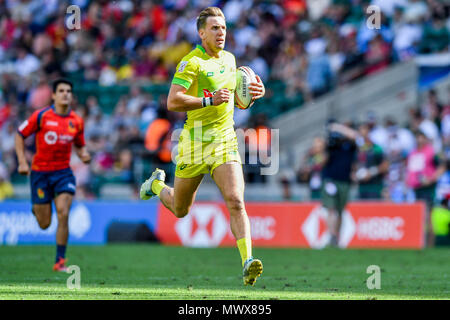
52, 83, 72, 106
199, 16, 226, 53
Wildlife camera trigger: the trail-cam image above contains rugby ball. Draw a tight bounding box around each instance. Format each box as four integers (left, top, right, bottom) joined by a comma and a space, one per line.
235, 66, 257, 110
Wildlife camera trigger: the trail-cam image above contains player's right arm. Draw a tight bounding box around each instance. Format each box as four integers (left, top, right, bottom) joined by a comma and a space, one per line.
167, 58, 229, 112
167, 84, 230, 112
15, 133, 30, 175
15, 111, 39, 175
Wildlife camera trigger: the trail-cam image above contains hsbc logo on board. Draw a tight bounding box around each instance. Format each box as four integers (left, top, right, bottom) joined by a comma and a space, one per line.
301, 206, 407, 248
174, 204, 228, 247
301, 206, 331, 249
301, 206, 356, 249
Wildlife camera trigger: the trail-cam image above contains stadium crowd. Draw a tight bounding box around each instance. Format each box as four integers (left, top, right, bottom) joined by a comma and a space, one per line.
296, 88, 450, 204
0, 0, 449, 199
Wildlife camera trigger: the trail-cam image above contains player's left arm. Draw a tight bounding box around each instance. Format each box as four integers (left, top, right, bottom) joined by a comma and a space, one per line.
75, 145, 91, 164
74, 118, 91, 164
249, 75, 265, 102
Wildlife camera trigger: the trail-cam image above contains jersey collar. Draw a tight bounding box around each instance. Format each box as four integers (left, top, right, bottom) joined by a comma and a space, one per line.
196, 44, 223, 59
51, 104, 72, 117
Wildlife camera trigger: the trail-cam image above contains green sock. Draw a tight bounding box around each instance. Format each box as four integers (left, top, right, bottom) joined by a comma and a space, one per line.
237, 237, 252, 267
151, 180, 167, 197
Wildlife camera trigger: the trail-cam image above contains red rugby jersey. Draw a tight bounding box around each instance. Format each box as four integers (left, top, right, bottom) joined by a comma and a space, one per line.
18, 105, 86, 172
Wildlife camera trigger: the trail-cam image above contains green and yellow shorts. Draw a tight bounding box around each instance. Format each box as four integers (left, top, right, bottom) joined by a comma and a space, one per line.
175, 134, 241, 179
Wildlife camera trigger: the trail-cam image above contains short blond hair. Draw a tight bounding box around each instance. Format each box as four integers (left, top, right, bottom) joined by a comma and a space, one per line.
196, 7, 225, 31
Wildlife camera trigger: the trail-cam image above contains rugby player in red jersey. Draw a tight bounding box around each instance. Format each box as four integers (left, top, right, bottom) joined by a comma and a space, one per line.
15, 79, 91, 272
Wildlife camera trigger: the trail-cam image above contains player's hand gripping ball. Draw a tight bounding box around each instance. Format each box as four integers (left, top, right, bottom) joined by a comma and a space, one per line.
235, 66, 260, 110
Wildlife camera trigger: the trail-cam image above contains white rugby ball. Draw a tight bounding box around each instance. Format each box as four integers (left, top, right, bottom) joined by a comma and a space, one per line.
235, 66, 257, 110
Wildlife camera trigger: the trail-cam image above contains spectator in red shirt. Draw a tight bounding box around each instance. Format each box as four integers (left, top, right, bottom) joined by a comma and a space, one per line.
364, 34, 392, 75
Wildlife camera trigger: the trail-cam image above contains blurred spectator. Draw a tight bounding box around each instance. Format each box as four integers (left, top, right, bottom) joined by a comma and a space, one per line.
430, 192, 450, 246
422, 89, 444, 130
441, 106, 450, 154
114, 148, 134, 183
85, 104, 111, 140
132, 46, 156, 81
305, 26, 334, 97
0, 162, 14, 201
353, 123, 389, 199
339, 32, 366, 84
371, 0, 408, 18
0, 120, 18, 177
356, 9, 394, 54
406, 129, 446, 246
144, 107, 174, 182
366, 112, 389, 150
392, 10, 423, 61
384, 117, 416, 202
70, 150, 92, 199
419, 13, 450, 54
13, 45, 40, 78
435, 158, 450, 202
271, 31, 309, 99
297, 136, 326, 200
127, 85, 146, 117
364, 34, 392, 75
28, 74, 53, 109
306, 46, 334, 98
244, 113, 272, 184
0, 97, 12, 129
242, 46, 269, 82
321, 120, 358, 246
409, 107, 442, 152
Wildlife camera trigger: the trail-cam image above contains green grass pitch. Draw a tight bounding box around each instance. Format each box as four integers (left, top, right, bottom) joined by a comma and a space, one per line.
0, 244, 449, 300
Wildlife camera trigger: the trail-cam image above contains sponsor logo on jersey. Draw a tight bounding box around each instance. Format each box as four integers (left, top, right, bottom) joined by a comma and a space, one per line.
59, 134, 74, 143
207, 72, 214, 77
44, 131, 58, 145
203, 89, 214, 98
46, 120, 58, 127
220, 66, 225, 73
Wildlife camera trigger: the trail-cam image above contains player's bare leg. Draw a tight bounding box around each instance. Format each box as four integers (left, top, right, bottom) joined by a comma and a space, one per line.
53, 192, 73, 271
54, 193, 73, 245
325, 207, 340, 246
212, 161, 263, 286
32, 203, 52, 229
212, 162, 250, 239
140, 169, 204, 218
160, 175, 204, 218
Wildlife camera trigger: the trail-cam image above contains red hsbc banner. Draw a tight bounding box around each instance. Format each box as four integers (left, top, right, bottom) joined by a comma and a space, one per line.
156, 202, 425, 249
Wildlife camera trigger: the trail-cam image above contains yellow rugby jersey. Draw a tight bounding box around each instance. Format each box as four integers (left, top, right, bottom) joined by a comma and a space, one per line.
172, 44, 237, 142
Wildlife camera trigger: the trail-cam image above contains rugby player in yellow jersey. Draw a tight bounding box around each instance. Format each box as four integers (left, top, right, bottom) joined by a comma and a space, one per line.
140, 7, 265, 286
